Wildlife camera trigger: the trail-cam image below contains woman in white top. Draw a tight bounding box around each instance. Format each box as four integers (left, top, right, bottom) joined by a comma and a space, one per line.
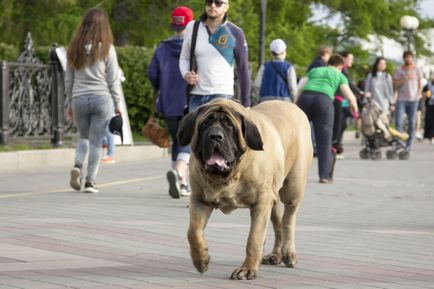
364, 57, 394, 115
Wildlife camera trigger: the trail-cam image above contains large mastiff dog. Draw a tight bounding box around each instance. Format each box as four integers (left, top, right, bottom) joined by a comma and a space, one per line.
178, 99, 312, 280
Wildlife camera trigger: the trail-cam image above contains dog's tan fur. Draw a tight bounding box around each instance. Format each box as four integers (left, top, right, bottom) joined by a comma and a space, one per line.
178, 99, 313, 280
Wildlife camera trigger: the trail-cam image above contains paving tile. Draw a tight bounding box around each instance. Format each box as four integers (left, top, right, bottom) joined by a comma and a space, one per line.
0, 135, 433, 288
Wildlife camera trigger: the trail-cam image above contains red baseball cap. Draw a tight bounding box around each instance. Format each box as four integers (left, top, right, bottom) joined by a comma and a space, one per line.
170, 6, 193, 31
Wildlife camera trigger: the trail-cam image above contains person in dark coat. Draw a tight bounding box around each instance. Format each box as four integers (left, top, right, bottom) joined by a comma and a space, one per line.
148, 6, 194, 198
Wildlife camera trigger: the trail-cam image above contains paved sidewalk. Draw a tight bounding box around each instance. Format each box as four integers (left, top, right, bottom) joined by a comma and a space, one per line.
0, 133, 433, 289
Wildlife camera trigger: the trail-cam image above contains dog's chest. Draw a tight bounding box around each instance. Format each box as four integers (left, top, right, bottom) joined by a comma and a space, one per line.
203, 186, 249, 214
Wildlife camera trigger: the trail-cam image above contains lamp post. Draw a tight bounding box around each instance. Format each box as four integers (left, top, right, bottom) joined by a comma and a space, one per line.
400, 15, 419, 53
259, 0, 266, 68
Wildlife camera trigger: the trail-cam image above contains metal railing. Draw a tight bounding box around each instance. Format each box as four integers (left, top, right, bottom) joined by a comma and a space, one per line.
0, 33, 71, 146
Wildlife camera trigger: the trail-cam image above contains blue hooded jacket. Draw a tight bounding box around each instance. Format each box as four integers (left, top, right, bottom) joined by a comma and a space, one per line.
148, 36, 188, 117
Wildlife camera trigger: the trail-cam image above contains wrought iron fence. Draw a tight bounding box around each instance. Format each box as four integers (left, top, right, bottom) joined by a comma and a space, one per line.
0, 33, 72, 146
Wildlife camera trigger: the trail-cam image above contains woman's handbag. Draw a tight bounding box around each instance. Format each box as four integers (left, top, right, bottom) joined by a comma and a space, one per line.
142, 116, 170, 148
142, 95, 170, 148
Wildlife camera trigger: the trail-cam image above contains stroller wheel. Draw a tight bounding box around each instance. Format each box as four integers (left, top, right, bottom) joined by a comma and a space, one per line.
371, 150, 382, 160
359, 148, 369, 160
386, 150, 397, 160
398, 150, 410, 160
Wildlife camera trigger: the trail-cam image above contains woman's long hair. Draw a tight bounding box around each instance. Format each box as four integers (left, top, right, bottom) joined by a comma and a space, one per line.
67, 8, 113, 70
371, 57, 386, 78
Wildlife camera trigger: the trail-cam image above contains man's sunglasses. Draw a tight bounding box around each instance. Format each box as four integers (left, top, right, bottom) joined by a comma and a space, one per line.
205, 0, 227, 8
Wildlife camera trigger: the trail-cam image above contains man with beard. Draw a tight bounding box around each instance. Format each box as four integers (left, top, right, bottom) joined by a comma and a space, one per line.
393, 50, 422, 155
179, 0, 251, 111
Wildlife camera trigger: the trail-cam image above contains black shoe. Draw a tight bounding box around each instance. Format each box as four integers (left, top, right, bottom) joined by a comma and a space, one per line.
84, 181, 99, 193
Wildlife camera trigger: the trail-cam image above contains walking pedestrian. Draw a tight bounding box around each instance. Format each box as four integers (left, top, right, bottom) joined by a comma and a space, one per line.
364, 57, 394, 116
332, 51, 364, 158
393, 50, 423, 154
423, 76, 434, 144
66, 8, 122, 193
253, 39, 297, 102
179, 0, 251, 111
295, 54, 358, 183
148, 6, 194, 198
307, 45, 332, 72
101, 129, 116, 164
305, 45, 332, 157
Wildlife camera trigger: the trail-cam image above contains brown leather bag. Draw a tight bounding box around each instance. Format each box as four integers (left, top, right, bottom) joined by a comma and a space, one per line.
142, 116, 170, 148
142, 95, 170, 148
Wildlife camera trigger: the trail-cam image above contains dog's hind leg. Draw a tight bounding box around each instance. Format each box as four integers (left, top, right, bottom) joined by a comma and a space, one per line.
261, 201, 283, 265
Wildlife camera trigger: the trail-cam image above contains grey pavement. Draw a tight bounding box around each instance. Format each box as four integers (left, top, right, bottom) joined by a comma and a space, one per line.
0, 132, 433, 289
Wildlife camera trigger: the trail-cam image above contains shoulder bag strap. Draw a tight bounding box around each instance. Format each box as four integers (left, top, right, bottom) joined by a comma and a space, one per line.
185, 20, 200, 111
270, 61, 289, 84
189, 20, 200, 72
150, 92, 158, 117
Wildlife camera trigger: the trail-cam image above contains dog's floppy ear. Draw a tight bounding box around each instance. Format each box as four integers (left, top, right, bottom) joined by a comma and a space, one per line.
237, 113, 263, 151
177, 108, 202, 146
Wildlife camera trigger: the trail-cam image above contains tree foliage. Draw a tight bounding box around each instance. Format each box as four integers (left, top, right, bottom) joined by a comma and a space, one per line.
0, 0, 431, 74
0, 0, 432, 134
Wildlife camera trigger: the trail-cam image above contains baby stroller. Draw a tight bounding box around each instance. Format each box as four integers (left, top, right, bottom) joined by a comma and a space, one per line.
359, 98, 409, 160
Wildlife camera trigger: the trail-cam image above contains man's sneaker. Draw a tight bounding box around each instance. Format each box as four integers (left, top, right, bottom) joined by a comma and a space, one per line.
180, 184, 191, 197
101, 156, 115, 164
166, 170, 181, 199
69, 167, 81, 191
84, 182, 99, 193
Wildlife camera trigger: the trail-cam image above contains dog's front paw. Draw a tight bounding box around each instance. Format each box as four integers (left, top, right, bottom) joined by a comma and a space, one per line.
282, 252, 297, 268
262, 253, 282, 265
192, 255, 210, 273
230, 267, 257, 280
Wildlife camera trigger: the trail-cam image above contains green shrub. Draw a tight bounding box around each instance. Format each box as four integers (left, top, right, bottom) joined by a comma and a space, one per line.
117, 46, 157, 134
0, 43, 19, 61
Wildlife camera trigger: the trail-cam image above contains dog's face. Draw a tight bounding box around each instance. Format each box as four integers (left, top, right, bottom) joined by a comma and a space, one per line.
178, 99, 264, 179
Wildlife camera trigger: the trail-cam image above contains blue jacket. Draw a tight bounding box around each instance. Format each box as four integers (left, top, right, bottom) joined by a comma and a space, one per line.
148, 36, 187, 117
307, 56, 326, 72
260, 61, 292, 99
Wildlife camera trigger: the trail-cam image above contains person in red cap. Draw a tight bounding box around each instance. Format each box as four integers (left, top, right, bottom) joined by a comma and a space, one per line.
148, 6, 194, 198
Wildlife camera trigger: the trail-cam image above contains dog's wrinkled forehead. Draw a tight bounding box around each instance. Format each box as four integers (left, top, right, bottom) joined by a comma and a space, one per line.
197, 104, 241, 128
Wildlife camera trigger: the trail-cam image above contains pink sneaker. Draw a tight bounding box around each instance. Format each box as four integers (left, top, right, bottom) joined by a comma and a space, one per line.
101, 156, 115, 164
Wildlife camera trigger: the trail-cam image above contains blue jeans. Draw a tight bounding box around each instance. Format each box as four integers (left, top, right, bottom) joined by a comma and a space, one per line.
189, 94, 232, 112
72, 94, 113, 182
102, 128, 115, 157
396, 100, 418, 150
165, 116, 190, 163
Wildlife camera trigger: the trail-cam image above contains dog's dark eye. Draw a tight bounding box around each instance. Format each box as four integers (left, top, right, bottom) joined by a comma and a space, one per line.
202, 115, 214, 126
223, 120, 233, 128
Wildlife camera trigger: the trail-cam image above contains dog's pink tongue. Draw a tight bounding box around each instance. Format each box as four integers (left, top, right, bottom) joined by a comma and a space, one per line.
206, 152, 226, 167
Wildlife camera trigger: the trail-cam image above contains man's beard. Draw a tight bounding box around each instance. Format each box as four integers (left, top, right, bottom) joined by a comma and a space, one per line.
206, 11, 224, 20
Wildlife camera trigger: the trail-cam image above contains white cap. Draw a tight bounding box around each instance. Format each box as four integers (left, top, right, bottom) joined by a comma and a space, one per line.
269, 39, 286, 54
